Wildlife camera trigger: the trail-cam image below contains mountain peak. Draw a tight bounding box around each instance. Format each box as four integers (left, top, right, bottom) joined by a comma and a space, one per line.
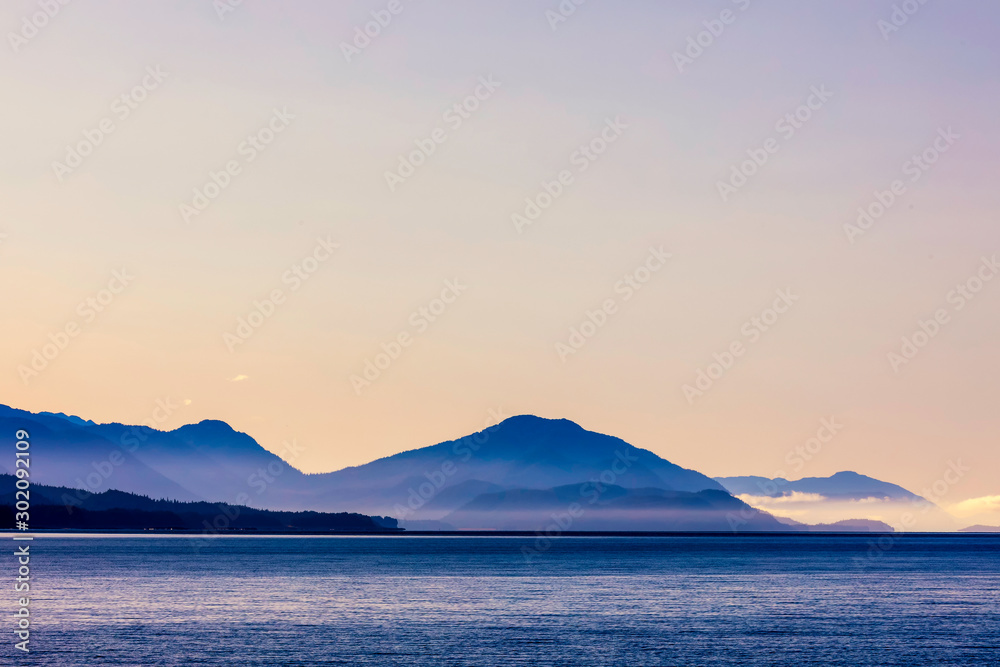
199, 418, 233, 428
182, 419, 237, 433
170, 419, 259, 449
496, 414, 584, 432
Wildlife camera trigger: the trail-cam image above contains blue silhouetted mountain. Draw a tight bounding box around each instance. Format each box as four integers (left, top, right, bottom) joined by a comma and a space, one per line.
0, 404, 311, 509
714, 471, 924, 501
309, 415, 728, 517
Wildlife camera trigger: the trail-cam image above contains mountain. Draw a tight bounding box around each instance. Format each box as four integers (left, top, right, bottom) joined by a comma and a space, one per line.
714, 471, 923, 501
0, 404, 318, 510
312, 415, 726, 519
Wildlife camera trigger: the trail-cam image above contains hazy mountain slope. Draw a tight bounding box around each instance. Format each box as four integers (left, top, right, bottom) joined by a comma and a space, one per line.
0, 405, 316, 509
0, 410, 202, 502
442, 485, 788, 531
0, 474, 399, 532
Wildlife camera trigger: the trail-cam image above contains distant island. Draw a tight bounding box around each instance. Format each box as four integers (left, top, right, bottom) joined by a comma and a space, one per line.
959, 525, 1000, 533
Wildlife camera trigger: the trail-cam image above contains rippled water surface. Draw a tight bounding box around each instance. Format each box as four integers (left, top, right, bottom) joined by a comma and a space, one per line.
3, 534, 999, 665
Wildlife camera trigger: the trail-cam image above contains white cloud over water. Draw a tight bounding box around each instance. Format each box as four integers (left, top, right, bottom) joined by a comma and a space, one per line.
737, 492, 827, 506
948, 495, 1000, 520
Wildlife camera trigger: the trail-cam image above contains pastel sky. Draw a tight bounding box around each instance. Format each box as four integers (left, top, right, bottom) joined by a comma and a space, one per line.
2, 1, 999, 523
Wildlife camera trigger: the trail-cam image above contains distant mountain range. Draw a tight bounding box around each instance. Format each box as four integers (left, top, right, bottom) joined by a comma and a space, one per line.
715, 472, 924, 501
1, 404, 932, 532
714, 471, 955, 531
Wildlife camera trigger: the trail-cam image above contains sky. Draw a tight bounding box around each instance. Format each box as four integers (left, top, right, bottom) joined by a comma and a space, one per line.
2, 0, 999, 526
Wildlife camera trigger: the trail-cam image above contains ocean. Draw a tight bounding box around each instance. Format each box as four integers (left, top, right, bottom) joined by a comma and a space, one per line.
5, 534, 999, 666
